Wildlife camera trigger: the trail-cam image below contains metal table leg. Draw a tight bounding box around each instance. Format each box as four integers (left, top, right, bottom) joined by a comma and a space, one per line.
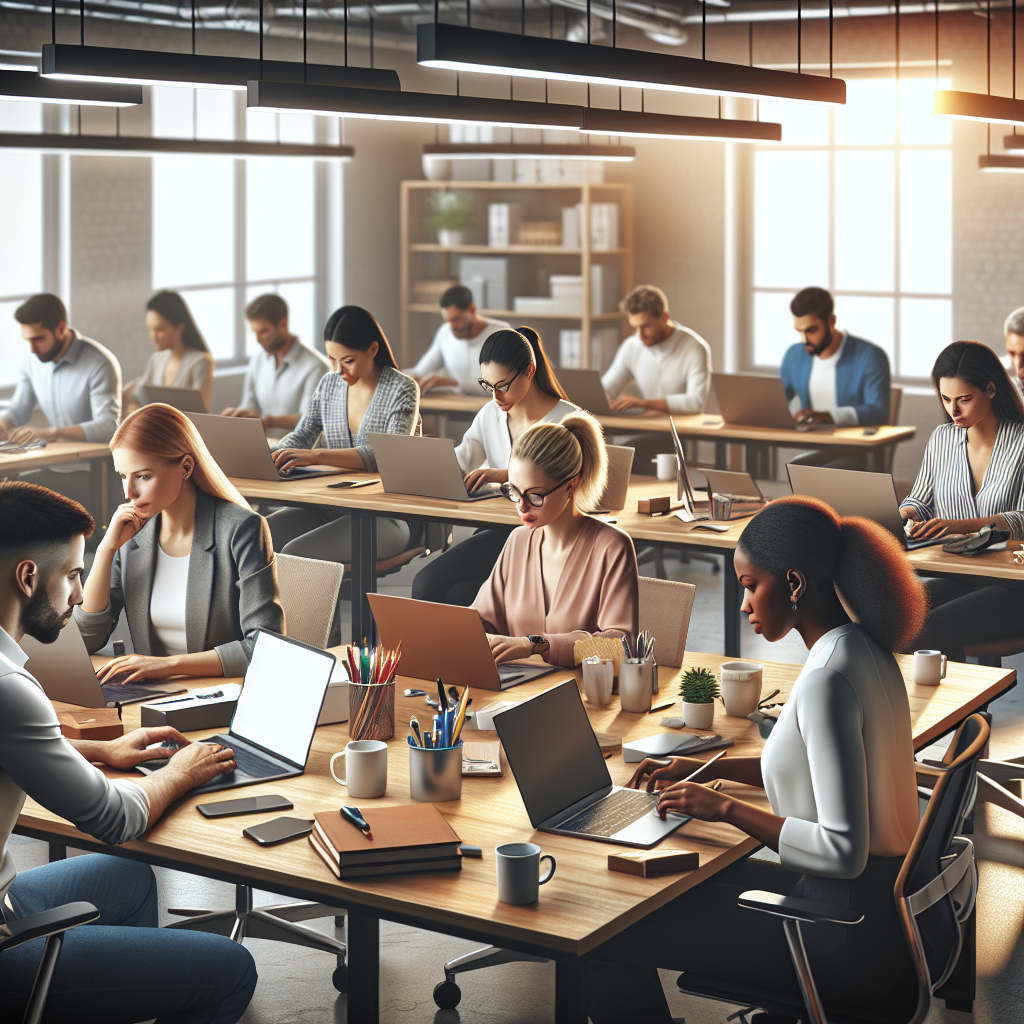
555, 956, 588, 1024
723, 549, 741, 658
345, 906, 380, 1023
350, 512, 378, 645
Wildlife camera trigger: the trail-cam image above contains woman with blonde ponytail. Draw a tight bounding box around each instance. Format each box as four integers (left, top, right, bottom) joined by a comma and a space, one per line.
587, 496, 928, 1024
471, 411, 638, 667
77, 403, 283, 682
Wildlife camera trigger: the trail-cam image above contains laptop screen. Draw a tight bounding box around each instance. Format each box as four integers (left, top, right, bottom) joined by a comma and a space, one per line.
229, 632, 334, 766
494, 682, 612, 827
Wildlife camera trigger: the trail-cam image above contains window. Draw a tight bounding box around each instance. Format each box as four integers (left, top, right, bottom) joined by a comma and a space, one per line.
751, 78, 952, 381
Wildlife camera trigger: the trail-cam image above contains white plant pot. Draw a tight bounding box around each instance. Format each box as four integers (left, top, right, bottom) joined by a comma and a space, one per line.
681, 701, 715, 730
438, 229, 467, 247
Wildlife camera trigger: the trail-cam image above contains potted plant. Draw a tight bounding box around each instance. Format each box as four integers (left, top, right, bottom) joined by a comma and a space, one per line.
678, 666, 719, 730
427, 189, 476, 247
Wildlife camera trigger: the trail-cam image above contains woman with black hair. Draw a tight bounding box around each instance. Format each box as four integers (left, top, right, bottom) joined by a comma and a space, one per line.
899, 339, 1024, 660
127, 291, 214, 413
588, 496, 928, 1024
411, 327, 577, 606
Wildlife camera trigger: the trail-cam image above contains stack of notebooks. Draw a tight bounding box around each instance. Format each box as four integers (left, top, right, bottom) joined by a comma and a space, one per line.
309, 804, 462, 880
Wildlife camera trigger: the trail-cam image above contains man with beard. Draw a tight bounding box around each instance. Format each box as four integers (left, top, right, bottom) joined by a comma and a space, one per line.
221, 293, 328, 434
0, 480, 256, 1023
781, 287, 891, 470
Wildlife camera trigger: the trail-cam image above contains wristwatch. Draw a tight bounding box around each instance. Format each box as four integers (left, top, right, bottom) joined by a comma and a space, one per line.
527, 634, 549, 655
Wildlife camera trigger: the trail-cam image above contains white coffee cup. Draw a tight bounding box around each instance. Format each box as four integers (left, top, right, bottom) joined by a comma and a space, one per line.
495, 842, 556, 905
913, 650, 947, 686
330, 740, 387, 798
582, 658, 614, 707
720, 660, 764, 718
656, 452, 678, 481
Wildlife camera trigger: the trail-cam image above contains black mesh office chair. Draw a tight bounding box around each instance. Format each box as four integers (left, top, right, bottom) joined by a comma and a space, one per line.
1, 900, 99, 1024
675, 712, 988, 1024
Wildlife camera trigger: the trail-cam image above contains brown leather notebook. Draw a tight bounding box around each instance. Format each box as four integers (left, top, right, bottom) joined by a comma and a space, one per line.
313, 804, 461, 867
309, 831, 461, 880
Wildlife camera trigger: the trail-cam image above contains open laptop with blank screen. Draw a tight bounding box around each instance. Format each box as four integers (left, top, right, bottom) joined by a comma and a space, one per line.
787, 464, 948, 551
369, 433, 503, 502
139, 385, 208, 414
367, 593, 555, 690
713, 373, 834, 433
187, 413, 346, 481
557, 369, 645, 417
136, 631, 333, 794
495, 681, 687, 848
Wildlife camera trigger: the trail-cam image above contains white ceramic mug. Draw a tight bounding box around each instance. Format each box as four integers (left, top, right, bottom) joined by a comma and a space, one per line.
719, 660, 764, 718
913, 650, 947, 686
495, 842, 556, 905
330, 740, 387, 798
656, 453, 678, 481
582, 658, 614, 707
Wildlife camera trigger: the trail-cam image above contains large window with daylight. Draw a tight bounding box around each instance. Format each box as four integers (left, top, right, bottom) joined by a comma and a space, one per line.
751, 77, 952, 382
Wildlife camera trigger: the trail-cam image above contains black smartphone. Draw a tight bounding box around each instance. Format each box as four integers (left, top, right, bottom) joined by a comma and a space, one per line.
242, 816, 314, 846
328, 479, 376, 489
197, 794, 294, 819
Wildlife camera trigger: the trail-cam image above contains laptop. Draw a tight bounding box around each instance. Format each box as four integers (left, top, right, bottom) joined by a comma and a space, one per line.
369, 433, 504, 502
136, 631, 334, 794
140, 385, 209, 414
700, 468, 765, 503
712, 372, 834, 433
187, 413, 346, 481
787, 464, 949, 551
20, 619, 187, 708
495, 681, 687, 848
366, 593, 555, 691
557, 368, 645, 417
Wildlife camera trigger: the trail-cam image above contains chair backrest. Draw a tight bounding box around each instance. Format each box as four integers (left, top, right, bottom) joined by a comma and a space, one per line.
638, 576, 695, 668
596, 445, 635, 512
275, 553, 345, 649
896, 713, 989, 1021
890, 385, 903, 426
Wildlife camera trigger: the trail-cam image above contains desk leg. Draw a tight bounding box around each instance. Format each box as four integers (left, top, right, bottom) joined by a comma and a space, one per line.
555, 957, 588, 1024
723, 549, 741, 658
345, 906, 379, 1023
350, 512, 378, 645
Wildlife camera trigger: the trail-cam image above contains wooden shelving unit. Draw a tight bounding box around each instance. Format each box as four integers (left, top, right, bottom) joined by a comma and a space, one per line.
400, 179, 634, 369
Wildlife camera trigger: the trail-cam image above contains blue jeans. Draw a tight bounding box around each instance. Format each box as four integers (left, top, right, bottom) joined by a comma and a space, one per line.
0, 854, 257, 1024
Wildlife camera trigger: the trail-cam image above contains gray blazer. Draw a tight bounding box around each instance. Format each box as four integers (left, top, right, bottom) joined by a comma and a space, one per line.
76, 490, 284, 676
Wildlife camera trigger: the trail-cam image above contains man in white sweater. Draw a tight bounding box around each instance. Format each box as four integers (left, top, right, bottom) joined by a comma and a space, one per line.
601, 285, 713, 415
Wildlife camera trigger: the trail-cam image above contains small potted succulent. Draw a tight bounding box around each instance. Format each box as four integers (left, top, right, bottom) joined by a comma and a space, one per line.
426, 189, 476, 247
678, 666, 719, 730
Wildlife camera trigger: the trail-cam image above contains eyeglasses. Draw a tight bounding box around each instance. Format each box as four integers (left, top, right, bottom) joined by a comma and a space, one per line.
478, 368, 522, 395
500, 477, 574, 508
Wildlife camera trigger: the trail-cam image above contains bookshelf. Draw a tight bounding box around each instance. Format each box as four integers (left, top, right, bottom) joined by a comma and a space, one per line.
399, 179, 634, 370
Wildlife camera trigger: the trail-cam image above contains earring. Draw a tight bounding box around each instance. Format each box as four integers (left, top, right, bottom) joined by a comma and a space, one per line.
791, 601, 798, 612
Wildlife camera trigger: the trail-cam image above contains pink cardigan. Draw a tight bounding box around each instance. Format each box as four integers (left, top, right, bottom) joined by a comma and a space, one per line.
471, 517, 640, 667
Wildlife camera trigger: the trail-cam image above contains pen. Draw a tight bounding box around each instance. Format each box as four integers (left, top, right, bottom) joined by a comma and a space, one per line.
340, 805, 373, 841
437, 678, 450, 713
680, 749, 728, 785
410, 716, 423, 747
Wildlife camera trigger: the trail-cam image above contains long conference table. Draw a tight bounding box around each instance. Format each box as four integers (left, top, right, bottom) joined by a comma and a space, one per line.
0, 439, 115, 521
17, 651, 1014, 1023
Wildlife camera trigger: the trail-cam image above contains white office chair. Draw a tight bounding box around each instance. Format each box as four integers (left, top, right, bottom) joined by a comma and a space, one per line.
595, 445, 635, 512
276, 552, 345, 649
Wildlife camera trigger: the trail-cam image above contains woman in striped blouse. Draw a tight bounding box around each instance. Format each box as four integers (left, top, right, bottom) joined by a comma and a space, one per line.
899, 340, 1024, 661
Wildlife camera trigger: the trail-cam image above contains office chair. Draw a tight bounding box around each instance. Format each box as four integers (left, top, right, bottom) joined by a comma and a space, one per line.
1, 900, 99, 1024
675, 712, 987, 1024
276, 553, 345, 649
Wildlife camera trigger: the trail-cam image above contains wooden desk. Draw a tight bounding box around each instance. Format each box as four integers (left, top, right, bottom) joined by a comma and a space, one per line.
0, 440, 113, 520
17, 653, 1012, 1023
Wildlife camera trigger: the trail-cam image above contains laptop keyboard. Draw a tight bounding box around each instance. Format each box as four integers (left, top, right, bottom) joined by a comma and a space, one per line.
212, 741, 282, 779
557, 789, 658, 838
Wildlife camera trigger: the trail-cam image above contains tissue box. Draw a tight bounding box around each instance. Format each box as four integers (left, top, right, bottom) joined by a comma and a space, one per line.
140, 685, 240, 732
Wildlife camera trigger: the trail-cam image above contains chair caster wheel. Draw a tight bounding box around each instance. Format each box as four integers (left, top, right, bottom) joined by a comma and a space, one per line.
332, 965, 348, 993
433, 980, 462, 1009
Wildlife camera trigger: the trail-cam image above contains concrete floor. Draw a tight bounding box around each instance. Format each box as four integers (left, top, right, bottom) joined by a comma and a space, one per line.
25, 537, 1024, 1023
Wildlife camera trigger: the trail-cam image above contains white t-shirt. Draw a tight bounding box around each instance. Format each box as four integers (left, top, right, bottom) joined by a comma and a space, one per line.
150, 546, 190, 656
787, 332, 858, 426
408, 317, 510, 395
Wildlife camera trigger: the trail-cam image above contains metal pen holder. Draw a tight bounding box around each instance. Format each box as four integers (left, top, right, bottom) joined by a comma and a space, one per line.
619, 657, 656, 713
348, 681, 395, 742
409, 742, 463, 802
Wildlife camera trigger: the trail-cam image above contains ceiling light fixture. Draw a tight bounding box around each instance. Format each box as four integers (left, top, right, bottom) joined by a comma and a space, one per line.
579, 106, 782, 142
423, 142, 635, 161
0, 68, 141, 107
979, 154, 1024, 171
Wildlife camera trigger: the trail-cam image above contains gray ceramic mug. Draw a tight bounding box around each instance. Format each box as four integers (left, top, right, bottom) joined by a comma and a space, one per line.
495, 842, 556, 905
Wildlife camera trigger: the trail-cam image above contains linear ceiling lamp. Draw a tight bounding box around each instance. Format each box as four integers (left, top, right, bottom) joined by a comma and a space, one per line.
979, 154, 1024, 172
0, 69, 141, 107
248, 80, 585, 131
0, 131, 354, 160
41, 43, 400, 93
935, 90, 1024, 126
580, 107, 782, 142
1004, 134, 1024, 150
423, 142, 635, 161
417, 23, 846, 106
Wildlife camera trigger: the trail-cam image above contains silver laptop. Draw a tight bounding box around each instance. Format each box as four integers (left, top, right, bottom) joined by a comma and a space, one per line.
495, 681, 686, 848
700, 468, 764, 502
369, 433, 504, 502
137, 631, 333, 794
787, 464, 948, 551
558, 368, 644, 416
187, 413, 345, 481
713, 372, 834, 433
140, 384, 209, 414
20, 619, 186, 708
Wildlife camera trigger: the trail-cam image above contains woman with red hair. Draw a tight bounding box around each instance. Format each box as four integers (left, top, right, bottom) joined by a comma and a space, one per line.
77, 403, 283, 681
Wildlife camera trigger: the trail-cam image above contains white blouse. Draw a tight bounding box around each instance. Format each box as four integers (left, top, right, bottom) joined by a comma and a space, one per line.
454, 398, 578, 473
761, 623, 919, 879
150, 546, 191, 656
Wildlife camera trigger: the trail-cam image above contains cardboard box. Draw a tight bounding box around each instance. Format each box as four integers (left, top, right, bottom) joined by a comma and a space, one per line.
58, 708, 123, 741
608, 850, 699, 877
140, 684, 240, 732
318, 678, 350, 726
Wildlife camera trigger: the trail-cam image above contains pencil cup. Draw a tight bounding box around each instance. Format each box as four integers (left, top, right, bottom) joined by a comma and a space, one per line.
582, 657, 614, 707
348, 680, 395, 741
409, 742, 463, 802
495, 843, 556, 905
330, 740, 388, 799
619, 658, 656, 713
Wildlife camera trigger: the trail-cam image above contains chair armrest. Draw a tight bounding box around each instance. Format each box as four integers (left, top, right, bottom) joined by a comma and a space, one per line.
0, 902, 99, 953
738, 890, 864, 925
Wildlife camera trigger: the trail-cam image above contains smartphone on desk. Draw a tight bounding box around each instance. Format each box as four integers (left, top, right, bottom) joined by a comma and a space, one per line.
197, 795, 294, 819
243, 816, 314, 846
328, 479, 377, 489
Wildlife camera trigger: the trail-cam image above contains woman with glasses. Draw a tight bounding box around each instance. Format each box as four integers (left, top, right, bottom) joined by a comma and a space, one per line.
411, 327, 576, 605
471, 411, 638, 667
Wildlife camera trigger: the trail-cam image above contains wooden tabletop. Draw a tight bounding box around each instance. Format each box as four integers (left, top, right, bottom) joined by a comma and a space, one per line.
907, 544, 1024, 584
0, 440, 111, 473
19, 651, 1013, 959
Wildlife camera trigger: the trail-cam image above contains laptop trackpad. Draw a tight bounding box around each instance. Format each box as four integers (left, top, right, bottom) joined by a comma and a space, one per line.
615, 809, 690, 848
